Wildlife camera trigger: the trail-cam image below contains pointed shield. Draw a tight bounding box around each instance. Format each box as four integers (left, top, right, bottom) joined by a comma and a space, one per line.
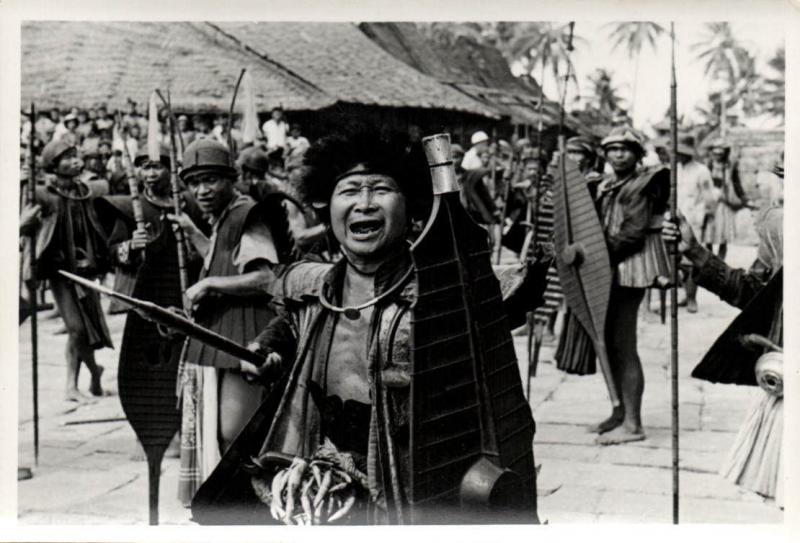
551, 155, 619, 406
407, 134, 537, 524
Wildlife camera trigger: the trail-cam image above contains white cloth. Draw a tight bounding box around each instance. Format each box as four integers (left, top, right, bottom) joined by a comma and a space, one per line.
286, 135, 310, 157
462, 146, 484, 170
198, 365, 222, 482
262, 119, 288, 149
203, 213, 278, 273
52, 122, 69, 142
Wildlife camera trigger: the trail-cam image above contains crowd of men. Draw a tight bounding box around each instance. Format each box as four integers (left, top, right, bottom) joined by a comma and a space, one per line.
19, 105, 785, 522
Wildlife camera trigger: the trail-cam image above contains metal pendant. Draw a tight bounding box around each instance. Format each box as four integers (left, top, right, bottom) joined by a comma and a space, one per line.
343, 307, 361, 320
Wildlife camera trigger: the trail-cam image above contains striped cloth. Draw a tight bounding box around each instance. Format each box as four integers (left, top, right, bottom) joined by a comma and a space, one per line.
527, 191, 564, 326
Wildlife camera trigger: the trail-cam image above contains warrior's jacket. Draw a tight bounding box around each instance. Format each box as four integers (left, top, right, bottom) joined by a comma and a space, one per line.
596, 166, 671, 288
21, 179, 113, 350
22, 181, 109, 282
191, 252, 548, 524
183, 195, 278, 369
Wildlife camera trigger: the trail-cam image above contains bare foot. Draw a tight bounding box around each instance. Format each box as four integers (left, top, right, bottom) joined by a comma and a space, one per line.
89, 365, 104, 397
65, 389, 89, 403
587, 409, 624, 434
595, 426, 645, 446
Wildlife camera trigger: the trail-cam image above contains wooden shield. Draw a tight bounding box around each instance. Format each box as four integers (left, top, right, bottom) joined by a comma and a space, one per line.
551, 156, 618, 406
409, 136, 536, 524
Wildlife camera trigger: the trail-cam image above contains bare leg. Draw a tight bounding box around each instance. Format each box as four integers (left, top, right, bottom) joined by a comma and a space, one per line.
65, 335, 83, 401
217, 370, 264, 453
589, 338, 625, 434
79, 344, 105, 396
685, 274, 698, 313
596, 287, 646, 445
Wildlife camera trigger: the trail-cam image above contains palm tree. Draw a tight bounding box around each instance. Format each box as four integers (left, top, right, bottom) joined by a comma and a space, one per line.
691, 23, 751, 133
510, 23, 584, 100
760, 46, 785, 122
606, 22, 666, 120
587, 68, 624, 117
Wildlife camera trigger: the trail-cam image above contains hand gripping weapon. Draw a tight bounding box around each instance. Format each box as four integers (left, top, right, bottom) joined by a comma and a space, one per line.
115, 113, 147, 234
58, 270, 265, 367
58, 268, 264, 525
156, 89, 191, 310
551, 24, 621, 408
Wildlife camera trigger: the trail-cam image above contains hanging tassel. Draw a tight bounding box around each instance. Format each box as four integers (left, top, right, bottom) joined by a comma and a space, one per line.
148, 91, 160, 162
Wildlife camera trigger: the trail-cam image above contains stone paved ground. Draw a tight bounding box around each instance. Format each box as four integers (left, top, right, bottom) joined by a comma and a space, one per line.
17, 245, 782, 524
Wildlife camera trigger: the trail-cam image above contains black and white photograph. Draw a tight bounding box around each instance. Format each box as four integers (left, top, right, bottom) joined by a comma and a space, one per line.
3, 0, 796, 536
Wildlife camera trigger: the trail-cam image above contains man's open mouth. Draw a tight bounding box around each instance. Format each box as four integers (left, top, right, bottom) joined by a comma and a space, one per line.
349, 219, 383, 238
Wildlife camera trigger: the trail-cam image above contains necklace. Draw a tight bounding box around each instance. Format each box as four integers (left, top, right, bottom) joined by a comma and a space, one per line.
318, 264, 414, 320
143, 189, 174, 209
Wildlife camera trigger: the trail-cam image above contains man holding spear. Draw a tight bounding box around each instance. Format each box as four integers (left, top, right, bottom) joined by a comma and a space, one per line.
22, 138, 112, 402
169, 138, 292, 505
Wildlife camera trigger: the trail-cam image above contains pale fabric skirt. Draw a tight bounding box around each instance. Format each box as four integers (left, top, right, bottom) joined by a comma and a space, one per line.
616, 230, 674, 289
177, 364, 221, 506
720, 390, 783, 507
705, 203, 738, 244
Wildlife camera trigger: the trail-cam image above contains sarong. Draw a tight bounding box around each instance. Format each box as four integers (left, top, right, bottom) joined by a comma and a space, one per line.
178, 364, 221, 506
49, 274, 113, 349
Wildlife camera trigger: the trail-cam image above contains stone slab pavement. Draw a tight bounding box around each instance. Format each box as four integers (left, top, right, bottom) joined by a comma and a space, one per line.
17, 245, 782, 524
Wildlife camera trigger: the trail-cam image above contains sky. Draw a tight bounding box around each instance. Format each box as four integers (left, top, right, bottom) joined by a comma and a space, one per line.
515, 21, 785, 133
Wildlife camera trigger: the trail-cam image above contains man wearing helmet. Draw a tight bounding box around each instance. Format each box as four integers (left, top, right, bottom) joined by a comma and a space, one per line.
20, 139, 112, 402
168, 138, 291, 505
590, 126, 671, 445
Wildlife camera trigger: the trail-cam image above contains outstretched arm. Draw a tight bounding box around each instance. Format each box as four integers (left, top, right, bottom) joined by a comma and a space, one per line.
663, 213, 767, 309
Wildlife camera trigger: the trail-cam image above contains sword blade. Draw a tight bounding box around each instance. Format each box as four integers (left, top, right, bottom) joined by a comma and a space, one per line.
58, 270, 266, 367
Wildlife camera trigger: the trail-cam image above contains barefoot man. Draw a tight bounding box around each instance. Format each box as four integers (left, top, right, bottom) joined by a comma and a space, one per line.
592, 127, 670, 445
21, 139, 112, 401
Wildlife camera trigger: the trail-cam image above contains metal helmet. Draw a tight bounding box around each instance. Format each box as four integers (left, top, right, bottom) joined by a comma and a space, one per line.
565, 136, 596, 157
180, 138, 237, 180
236, 146, 269, 175
41, 138, 76, 173
600, 126, 646, 156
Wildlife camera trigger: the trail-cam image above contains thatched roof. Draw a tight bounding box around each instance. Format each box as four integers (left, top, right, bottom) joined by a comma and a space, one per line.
359, 22, 581, 130
212, 22, 496, 116
21, 22, 332, 113
21, 21, 498, 119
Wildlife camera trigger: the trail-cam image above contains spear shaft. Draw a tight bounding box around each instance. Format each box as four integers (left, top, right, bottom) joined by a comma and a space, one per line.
227, 68, 246, 152
668, 22, 681, 525
156, 89, 190, 310
116, 113, 147, 231
26, 102, 40, 465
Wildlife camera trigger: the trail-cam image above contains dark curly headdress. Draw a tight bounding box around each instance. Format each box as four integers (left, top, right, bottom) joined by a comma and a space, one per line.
300, 129, 432, 224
